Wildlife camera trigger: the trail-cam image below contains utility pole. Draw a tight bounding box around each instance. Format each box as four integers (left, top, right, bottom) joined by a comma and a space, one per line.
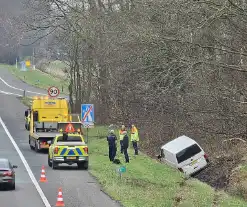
32, 47, 35, 70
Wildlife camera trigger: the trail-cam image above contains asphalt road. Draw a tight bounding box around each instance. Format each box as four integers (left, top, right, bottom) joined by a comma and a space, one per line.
0, 109, 45, 207
0, 67, 47, 96
0, 68, 120, 207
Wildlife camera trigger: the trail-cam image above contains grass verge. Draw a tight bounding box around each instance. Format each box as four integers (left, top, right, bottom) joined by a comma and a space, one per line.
20, 97, 32, 107
0, 64, 69, 94
87, 126, 247, 207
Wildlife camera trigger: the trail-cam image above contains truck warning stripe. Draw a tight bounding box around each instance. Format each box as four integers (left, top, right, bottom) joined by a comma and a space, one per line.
67, 150, 76, 156
76, 148, 83, 155
59, 148, 83, 156
60, 148, 67, 156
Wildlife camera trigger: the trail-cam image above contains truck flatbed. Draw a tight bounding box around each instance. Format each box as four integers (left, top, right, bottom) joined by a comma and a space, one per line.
33, 132, 59, 138
30, 132, 60, 151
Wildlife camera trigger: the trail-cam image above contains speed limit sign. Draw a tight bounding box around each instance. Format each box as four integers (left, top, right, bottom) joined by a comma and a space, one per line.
48, 86, 60, 97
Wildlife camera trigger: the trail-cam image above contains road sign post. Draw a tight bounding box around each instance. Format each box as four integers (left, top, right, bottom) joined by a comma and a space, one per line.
81, 104, 95, 143
48, 86, 60, 98
116, 166, 126, 179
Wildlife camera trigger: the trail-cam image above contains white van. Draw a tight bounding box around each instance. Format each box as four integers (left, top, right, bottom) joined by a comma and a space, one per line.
158, 135, 209, 176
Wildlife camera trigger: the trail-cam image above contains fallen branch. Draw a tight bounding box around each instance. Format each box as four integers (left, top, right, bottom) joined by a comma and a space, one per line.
222, 138, 246, 143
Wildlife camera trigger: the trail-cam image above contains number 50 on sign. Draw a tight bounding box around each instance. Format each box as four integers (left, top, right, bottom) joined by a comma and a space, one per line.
48, 86, 60, 97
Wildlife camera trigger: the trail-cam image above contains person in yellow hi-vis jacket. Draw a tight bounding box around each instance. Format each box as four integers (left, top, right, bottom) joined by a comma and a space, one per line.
131, 124, 139, 155
119, 125, 126, 154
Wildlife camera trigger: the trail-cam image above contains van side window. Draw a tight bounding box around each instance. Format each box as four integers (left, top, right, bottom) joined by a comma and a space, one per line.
176, 144, 201, 164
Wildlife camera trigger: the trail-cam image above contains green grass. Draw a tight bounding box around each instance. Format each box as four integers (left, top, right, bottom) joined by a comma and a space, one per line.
0, 64, 69, 94
19, 97, 32, 107
87, 126, 247, 207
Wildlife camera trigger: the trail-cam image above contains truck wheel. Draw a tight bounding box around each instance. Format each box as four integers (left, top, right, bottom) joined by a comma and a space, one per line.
52, 161, 58, 170
48, 156, 52, 167
35, 141, 39, 152
29, 137, 34, 150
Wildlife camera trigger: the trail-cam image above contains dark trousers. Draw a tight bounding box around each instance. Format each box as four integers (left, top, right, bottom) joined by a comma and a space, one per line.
120, 140, 123, 153
109, 146, 116, 161
132, 141, 138, 155
123, 148, 129, 163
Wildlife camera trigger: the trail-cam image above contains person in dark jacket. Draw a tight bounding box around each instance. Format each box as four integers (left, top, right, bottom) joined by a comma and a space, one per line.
107, 130, 117, 162
122, 131, 129, 163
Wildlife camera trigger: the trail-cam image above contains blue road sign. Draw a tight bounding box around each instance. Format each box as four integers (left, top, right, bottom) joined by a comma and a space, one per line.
20, 61, 27, 71
81, 104, 94, 127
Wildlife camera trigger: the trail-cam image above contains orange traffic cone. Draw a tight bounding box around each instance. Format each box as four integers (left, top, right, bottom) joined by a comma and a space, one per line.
56, 188, 65, 206
39, 165, 47, 182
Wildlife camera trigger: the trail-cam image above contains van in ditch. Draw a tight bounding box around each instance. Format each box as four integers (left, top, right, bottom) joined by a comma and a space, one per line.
158, 135, 209, 176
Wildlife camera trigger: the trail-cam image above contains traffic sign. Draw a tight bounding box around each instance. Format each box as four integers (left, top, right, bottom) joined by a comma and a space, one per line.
81, 104, 94, 128
48, 86, 60, 98
116, 166, 126, 179
20, 61, 27, 71
65, 123, 75, 133
82, 123, 94, 128
118, 166, 126, 173
25, 60, 31, 67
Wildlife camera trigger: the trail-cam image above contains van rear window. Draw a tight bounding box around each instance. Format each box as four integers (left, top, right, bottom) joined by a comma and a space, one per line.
176, 144, 202, 164
57, 136, 82, 142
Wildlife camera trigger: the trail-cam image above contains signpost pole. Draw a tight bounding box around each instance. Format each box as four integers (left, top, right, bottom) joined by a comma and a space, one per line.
86, 128, 89, 143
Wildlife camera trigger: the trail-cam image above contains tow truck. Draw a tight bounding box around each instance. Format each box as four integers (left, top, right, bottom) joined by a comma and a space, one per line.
47, 122, 88, 170
25, 96, 81, 152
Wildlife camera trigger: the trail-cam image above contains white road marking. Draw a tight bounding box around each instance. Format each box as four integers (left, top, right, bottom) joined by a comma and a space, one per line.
0, 117, 51, 207
0, 90, 22, 96
0, 77, 46, 95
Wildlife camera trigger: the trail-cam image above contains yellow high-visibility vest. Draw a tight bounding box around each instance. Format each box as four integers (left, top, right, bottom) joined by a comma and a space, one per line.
131, 127, 139, 141
119, 130, 125, 141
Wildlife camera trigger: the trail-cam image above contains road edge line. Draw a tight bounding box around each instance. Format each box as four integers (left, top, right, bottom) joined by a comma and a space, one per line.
0, 77, 23, 91
0, 116, 51, 207
0, 90, 22, 97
